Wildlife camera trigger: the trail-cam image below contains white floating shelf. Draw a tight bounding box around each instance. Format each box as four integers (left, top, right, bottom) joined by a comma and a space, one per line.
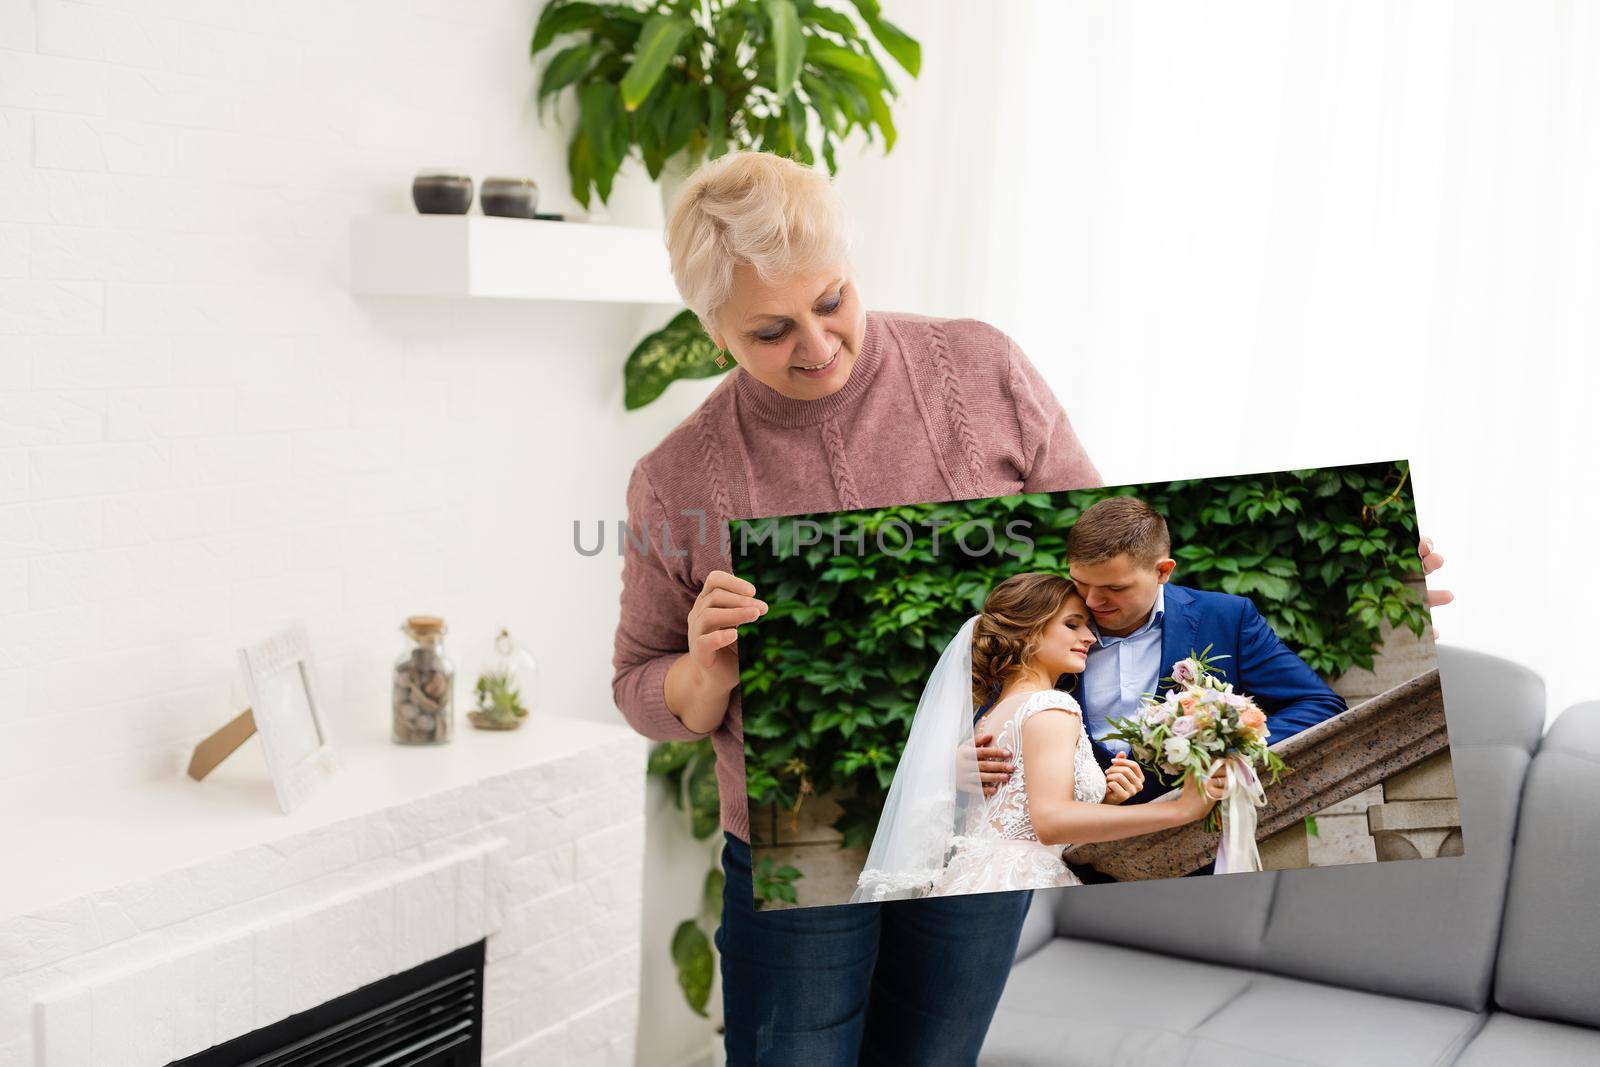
351, 213, 680, 303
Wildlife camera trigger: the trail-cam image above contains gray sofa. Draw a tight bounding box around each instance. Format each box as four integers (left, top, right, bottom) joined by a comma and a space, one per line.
982, 645, 1600, 1066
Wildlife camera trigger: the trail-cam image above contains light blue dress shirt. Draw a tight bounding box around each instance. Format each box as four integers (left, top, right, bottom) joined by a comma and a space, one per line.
1080, 585, 1167, 755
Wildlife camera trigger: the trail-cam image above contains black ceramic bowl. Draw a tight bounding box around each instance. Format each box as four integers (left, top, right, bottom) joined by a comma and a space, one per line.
412, 172, 474, 215
480, 176, 539, 219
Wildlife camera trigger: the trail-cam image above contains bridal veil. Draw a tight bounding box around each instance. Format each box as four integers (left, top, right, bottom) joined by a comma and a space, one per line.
850, 614, 990, 903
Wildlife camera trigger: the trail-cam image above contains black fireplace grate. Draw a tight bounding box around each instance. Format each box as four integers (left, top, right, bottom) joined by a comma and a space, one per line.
169, 940, 484, 1067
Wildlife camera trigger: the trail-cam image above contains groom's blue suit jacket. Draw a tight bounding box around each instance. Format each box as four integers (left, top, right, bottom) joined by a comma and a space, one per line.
1086, 583, 1347, 805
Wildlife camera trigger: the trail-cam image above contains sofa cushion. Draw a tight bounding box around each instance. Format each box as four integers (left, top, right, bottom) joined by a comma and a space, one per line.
1181, 973, 1485, 1067
1454, 1012, 1600, 1066
1050, 872, 1277, 971
980, 938, 1255, 1066
1251, 646, 1543, 1011
1256, 744, 1529, 1010
1493, 701, 1600, 1028
1047, 647, 1543, 986
1434, 644, 1546, 752
982, 941, 1484, 1067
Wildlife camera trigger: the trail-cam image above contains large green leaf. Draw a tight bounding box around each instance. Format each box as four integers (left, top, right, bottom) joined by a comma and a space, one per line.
624, 309, 730, 410
670, 920, 713, 1017
785, 92, 813, 164
579, 81, 619, 163
531, 1, 604, 56
848, 0, 921, 75
805, 38, 880, 81
567, 128, 596, 206
815, 68, 870, 125
538, 43, 600, 100
578, 81, 625, 201
687, 750, 722, 839
805, 6, 860, 39
620, 14, 691, 110
664, 83, 707, 157
646, 739, 701, 776
637, 85, 669, 179
861, 83, 895, 150
762, 0, 805, 99
706, 83, 729, 159
702, 866, 725, 921
802, 73, 847, 136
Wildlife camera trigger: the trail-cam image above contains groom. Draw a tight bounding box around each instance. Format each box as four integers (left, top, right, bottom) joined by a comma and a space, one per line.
1069, 495, 1347, 801
976, 495, 1348, 878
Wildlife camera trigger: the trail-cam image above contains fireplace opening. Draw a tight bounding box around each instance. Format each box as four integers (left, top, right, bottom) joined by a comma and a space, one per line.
168, 939, 485, 1067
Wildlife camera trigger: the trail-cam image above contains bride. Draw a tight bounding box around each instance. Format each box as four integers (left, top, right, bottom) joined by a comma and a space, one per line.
852, 572, 1224, 902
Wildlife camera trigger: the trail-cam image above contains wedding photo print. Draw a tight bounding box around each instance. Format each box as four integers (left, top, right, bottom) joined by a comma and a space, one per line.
732, 461, 1458, 910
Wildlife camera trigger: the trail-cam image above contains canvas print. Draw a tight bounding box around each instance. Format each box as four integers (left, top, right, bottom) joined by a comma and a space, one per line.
734, 460, 1457, 909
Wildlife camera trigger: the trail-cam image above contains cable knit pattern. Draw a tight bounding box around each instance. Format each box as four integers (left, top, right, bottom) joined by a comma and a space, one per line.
819, 418, 863, 511
924, 321, 987, 498
612, 310, 1103, 843
693, 402, 735, 527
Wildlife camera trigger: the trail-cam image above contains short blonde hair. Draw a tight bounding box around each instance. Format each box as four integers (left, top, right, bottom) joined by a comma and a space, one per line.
665, 151, 853, 329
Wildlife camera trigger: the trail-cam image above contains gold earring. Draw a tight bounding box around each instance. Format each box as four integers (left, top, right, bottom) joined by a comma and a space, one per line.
713, 349, 729, 369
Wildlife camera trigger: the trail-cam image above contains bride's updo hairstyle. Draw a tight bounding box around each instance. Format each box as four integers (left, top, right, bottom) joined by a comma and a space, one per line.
972, 572, 1079, 709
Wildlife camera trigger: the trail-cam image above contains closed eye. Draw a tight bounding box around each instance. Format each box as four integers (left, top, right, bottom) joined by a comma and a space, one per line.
750, 286, 845, 344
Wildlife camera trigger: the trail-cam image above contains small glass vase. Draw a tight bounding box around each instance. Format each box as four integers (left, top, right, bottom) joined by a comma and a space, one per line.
468, 627, 537, 731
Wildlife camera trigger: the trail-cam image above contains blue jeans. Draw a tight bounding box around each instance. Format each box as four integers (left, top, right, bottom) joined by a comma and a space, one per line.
717, 833, 1032, 1066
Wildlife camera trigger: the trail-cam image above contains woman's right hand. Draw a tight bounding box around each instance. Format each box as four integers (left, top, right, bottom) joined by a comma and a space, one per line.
687, 570, 768, 690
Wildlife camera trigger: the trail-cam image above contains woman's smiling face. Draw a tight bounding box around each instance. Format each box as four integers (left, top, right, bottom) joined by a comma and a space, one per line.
1032, 591, 1098, 679
708, 261, 867, 401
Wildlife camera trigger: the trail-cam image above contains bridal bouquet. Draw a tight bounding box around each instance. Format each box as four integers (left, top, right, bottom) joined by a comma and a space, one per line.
1104, 648, 1290, 872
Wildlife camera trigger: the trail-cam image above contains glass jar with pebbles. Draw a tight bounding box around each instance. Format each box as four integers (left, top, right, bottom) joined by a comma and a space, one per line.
392, 614, 454, 744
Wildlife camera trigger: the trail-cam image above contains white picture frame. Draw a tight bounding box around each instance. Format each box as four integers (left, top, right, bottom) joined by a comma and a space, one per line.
237, 623, 337, 813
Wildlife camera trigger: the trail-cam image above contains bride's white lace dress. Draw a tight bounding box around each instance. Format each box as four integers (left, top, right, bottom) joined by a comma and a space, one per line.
929, 688, 1107, 896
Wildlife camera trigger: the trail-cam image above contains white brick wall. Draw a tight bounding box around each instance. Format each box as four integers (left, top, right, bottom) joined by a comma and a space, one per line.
0, 0, 682, 791
2, 728, 648, 1066
0, 0, 721, 1063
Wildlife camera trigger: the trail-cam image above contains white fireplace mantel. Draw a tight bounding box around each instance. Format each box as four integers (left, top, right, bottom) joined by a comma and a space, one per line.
0, 714, 648, 1067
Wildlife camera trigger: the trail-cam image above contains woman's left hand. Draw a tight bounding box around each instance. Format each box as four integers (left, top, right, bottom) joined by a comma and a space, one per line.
1202, 761, 1231, 801
1419, 535, 1454, 638
1102, 754, 1144, 804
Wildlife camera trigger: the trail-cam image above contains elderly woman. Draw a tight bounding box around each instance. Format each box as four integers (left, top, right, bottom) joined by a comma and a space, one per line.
612, 150, 1099, 1064
612, 151, 1449, 1063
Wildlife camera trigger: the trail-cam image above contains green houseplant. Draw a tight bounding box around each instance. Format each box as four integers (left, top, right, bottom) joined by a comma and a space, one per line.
528, 0, 922, 410
531, 0, 920, 205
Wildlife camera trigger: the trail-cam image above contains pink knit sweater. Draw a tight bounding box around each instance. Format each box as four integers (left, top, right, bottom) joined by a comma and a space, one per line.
611, 310, 1103, 842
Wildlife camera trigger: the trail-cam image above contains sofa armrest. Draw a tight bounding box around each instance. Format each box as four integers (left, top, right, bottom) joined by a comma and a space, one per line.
1013, 889, 1057, 964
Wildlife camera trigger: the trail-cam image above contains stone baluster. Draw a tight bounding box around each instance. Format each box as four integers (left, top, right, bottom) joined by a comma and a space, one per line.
1366, 751, 1464, 860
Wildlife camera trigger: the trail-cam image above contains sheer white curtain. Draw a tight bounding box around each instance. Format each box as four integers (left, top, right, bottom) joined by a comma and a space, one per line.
836, 0, 1599, 718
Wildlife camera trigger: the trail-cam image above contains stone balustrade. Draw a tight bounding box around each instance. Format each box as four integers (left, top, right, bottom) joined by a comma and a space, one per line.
1065, 668, 1455, 881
